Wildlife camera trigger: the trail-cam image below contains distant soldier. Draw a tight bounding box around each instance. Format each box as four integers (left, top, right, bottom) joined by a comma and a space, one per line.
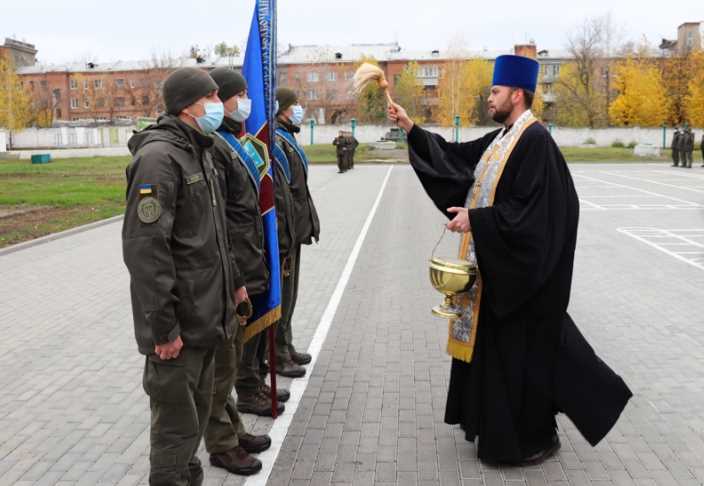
700, 133, 704, 167
683, 127, 694, 169
345, 132, 359, 171
671, 127, 681, 167
333, 131, 349, 173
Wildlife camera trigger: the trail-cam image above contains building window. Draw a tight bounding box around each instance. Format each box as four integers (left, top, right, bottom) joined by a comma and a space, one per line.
114, 97, 126, 107
417, 65, 439, 78
83, 80, 89, 90
96, 98, 106, 108
70, 98, 79, 109
29, 81, 35, 91
115, 78, 125, 88
326, 72, 336, 82
307, 72, 319, 83
307, 89, 318, 101
70, 79, 78, 90
94, 79, 103, 89
344, 71, 354, 81
142, 95, 150, 106
129, 79, 136, 88
52, 89, 61, 101
84, 99, 90, 108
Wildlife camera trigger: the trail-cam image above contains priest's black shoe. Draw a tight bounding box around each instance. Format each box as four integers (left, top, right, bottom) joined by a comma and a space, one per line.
289, 347, 312, 365
239, 433, 272, 454
210, 446, 262, 476
519, 435, 561, 467
277, 359, 306, 378
260, 383, 291, 402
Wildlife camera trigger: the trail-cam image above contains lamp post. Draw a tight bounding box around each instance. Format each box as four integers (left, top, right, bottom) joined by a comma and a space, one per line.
309, 118, 316, 145
351, 118, 357, 138
453, 115, 461, 143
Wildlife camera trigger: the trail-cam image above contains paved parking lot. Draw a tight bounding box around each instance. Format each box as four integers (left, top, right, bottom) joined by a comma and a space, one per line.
0, 162, 703, 486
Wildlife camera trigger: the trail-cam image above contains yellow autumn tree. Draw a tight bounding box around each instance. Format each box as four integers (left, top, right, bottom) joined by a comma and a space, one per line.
393, 61, 425, 122
684, 51, 704, 127
609, 58, 670, 127
437, 58, 492, 126
0, 55, 32, 129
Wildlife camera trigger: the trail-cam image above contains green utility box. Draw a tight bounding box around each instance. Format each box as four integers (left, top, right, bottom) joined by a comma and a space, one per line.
31, 154, 52, 164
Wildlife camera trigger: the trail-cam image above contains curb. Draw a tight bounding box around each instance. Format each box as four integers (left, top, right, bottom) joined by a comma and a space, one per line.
0, 214, 124, 257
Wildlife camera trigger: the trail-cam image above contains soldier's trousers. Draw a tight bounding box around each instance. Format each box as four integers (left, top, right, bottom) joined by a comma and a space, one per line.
143, 347, 215, 486
205, 329, 245, 454
672, 150, 679, 166
684, 151, 693, 167
336, 153, 345, 172
236, 330, 267, 394
276, 244, 301, 362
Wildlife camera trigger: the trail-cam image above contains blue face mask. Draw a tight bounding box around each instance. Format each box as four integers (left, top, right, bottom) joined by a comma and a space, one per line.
188, 101, 224, 134
290, 104, 305, 126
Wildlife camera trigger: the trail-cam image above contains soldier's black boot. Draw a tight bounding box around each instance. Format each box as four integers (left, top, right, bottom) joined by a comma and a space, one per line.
239, 433, 272, 454
277, 358, 306, 378
237, 390, 285, 417
260, 383, 291, 402
210, 446, 262, 476
289, 346, 312, 365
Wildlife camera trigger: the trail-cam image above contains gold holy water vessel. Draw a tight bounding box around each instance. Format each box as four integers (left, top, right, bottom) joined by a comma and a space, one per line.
429, 256, 477, 319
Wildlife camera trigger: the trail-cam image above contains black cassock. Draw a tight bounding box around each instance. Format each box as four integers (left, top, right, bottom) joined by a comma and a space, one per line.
407, 122, 632, 464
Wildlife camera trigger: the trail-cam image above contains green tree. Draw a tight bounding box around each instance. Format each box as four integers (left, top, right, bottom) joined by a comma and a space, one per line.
0, 55, 32, 130
609, 58, 669, 126
214, 42, 240, 58
393, 62, 424, 122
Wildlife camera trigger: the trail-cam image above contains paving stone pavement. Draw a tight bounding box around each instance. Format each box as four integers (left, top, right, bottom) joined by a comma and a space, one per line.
1, 163, 703, 486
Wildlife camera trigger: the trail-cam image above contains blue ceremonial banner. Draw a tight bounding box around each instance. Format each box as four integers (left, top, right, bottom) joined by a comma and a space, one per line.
242, 0, 281, 342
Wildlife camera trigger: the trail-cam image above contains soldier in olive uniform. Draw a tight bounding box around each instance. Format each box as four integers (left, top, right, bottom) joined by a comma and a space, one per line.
683, 127, 694, 169
671, 127, 681, 167
123, 67, 246, 486
333, 131, 350, 173
205, 67, 287, 474
273, 88, 321, 377
345, 132, 359, 171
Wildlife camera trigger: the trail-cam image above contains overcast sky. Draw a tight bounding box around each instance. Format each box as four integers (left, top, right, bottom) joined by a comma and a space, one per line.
2, 0, 700, 64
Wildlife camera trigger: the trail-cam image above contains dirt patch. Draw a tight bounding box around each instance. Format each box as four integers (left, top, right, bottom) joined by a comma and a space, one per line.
0, 206, 114, 248
0, 205, 52, 219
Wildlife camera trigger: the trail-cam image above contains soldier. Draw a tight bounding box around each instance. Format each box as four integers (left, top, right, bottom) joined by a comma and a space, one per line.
671, 127, 681, 167
683, 126, 694, 169
273, 88, 321, 377
700, 133, 704, 167
123, 67, 245, 486
205, 67, 284, 474
345, 131, 359, 171
333, 130, 349, 173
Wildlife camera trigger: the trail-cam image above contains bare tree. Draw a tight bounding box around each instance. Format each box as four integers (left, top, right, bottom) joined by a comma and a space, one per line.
555, 14, 622, 127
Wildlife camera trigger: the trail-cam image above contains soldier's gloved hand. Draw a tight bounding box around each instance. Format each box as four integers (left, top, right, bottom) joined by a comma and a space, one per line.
155, 335, 184, 360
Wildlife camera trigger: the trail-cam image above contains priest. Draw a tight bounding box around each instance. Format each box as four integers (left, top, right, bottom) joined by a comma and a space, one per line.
388, 55, 632, 466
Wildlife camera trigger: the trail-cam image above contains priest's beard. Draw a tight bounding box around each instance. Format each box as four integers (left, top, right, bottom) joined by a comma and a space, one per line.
491, 98, 514, 124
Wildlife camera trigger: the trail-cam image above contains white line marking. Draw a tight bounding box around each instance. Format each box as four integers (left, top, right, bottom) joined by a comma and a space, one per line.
573, 173, 701, 206
579, 198, 605, 210
244, 166, 394, 486
617, 227, 704, 271
601, 171, 704, 194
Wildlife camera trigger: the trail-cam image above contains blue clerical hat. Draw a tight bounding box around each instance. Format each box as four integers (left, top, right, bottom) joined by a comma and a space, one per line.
492, 55, 540, 93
